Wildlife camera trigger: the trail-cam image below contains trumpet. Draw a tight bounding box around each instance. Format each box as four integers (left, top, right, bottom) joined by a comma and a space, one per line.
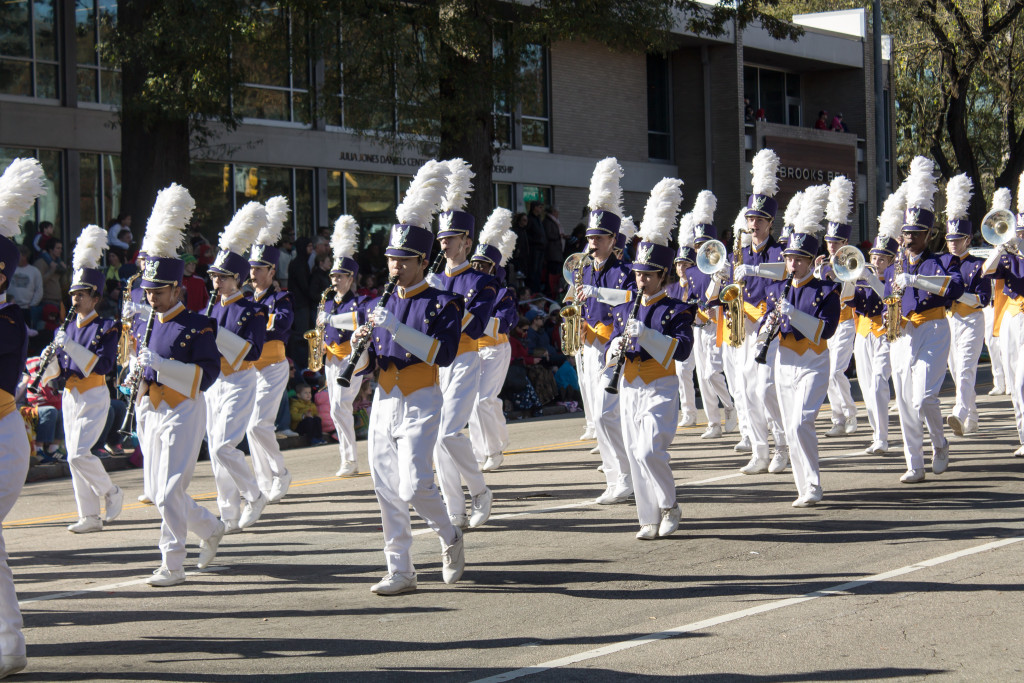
305, 286, 335, 373
559, 251, 593, 356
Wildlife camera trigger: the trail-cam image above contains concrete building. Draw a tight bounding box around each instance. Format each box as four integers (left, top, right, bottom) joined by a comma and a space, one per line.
1, 3, 892, 254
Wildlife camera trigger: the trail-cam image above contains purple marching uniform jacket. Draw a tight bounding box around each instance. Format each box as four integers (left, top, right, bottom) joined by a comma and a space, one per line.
324, 292, 371, 377
732, 236, 785, 320
138, 305, 221, 405
0, 302, 28, 419
762, 277, 842, 354
248, 287, 293, 371
883, 251, 964, 324
367, 281, 464, 396
942, 253, 990, 315
479, 286, 519, 351
986, 251, 1024, 312
582, 254, 636, 346
850, 278, 887, 338
56, 313, 120, 388
608, 291, 695, 384
207, 293, 267, 374
436, 264, 498, 354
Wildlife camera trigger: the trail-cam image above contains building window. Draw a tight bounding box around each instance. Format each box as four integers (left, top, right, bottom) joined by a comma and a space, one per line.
519, 44, 550, 149
494, 183, 513, 210
233, 4, 310, 123
75, 0, 119, 105
0, 147, 62, 238
79, 153, 121, 228
647, 54, 671, 161
521, 185, 551, 212
0, 0, 60, 100
744, 65, 801, 126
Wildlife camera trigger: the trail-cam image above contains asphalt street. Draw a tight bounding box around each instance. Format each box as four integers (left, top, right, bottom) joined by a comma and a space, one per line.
5, 372, 1024, 681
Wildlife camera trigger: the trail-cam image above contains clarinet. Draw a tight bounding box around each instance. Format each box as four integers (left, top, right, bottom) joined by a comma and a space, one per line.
205, 289, 217, 316
754, 277, 794, 365
337, 275, 399, 388
605, 292, 643, 395
119, 308, 156, 436
28, 305, 78, 391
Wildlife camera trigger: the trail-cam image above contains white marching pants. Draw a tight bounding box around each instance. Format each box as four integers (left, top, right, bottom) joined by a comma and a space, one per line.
947, 312, 984, 426
576, 349, 595, 435
775, 347, 829, 498
63, 385, 116, 519
891, 319, 950, 471
620, 376, 678, 525
369, 384, 457, 576
693, 323, 733, 426
983, 306, 1006, 392
325, 357, 361, 469
435, 352, 488, 517
737, 328, 786, 459
205, 368, 261, 524
469, 342, 512, 463
581, 341, 630, 489
826, 319, 857, 424
139, 396, 220, 571
674, 352, 697, 423
0, 411, 29, 658
247, 360, 290, 492
1000, 311, 1024, 444
139, 402, 156, 501
853, 331, 891, 448
722, 339, 751, 440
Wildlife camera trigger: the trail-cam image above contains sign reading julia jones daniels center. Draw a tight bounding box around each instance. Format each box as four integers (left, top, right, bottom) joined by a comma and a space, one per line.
765, 135, 858, 212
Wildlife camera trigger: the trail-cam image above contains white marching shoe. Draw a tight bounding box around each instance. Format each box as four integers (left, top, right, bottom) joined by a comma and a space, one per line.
824, 422, 846, 438
197, 521, 226, 570
138, 494, 152, 504
482, 453, 504, 471
1014, 445, 1024, 458
700, 423, 723, 439
636, 524, 658, 540
843, 417, 858, 435
469, 488, 493, 528
449, 514, 469, 529
946, 415, 965, 437
0, 654, 27, 680
733, 436, 752, 453
103, 485, 124, 522
863, 442, 889, 455
336, 461, 358, 477
723, 408, 738, 433
988, 385, 1006, 396
767, 447, 789, 474
792, 487, 823, 507
147, 565, 186, 587
68, 516, 103, 534
900, 469, 926, 483
739, 454, 769, 475
579, 428, 596, 440
239, 493, 268, 529
268, 470, 292, 502
371, 573, 417, 595
677, 414, 697, 428
590, 446, 601, 455
931, 441, 950, 475
658, 505, 681, 537
962, 417, 978, 435
441, 528, 465, 584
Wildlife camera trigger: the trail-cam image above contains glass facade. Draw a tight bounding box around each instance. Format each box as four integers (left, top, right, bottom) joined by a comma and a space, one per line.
519, 44, 550, 149
0, 0, 60, 99
233, 4, 310, 123
744, 65, 801, 126
79, 152, 121, 228
75, 0, 119, 105
0, 146, 61, 239
647, 54, 671, 161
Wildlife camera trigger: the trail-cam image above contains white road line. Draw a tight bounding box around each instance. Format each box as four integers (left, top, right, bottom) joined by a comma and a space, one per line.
18, 566, 229, 607
472, 534, 1024, 683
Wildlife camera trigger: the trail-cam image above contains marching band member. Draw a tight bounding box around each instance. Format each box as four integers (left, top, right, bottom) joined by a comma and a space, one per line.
718, 209, 754, 452
884, 157, 964, 482
609, 178, 693, 539
852, 185, 905, 455
818, 175, 860, 438
469, 209, 519, 472
319, 215, 369, 477
43, 226, 124, 533
429, 159, 496, 529
575, 158, 636, 504
943, 174, 990, 437
669, 213, 698, 429
134, 184, 226, 586
354, 159, 466, 595
204, 203, 269, 532
121, 251, 155, 505
981, 171, 1024, 457
683, 192, 738, 439
723, 149, 789, 474
0, 158, 45, 678
246, 196, 296, 498
982, 187, 1012, 397
764, 184, 840, 506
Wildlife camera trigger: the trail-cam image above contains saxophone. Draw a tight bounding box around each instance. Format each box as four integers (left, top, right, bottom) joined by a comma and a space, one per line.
721, 225, 746, 347
559, 251, 593, 355
117, 272, 141, 366
304, 286, 335, 372
883, 244, 905, 342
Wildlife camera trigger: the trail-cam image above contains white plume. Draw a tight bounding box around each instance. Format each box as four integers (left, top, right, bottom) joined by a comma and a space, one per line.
1017, 171, 1024, 213
905, 156, 938, 211
877, 182, 908, 242
795, 184, 829, 236
396, 159, 448, 228
619, 215, 637, 242
72, 225, 109, 270
219, 201, 266, 255
478, 207, 512, 247
440, 158, 475, 212
259, 196, 290, 246
141, 183, 194, 258
992, 187, 1012, 212
733, 208, 751, 248
638, 178, 683, 247
750, 148, 781, 197
0, 158, 46, 238
691, 190, 717, 227
331, 215, 359, 259
944, 173, 973, 222
678, 213, 695, 248
498, 230, 517, 267
783, 191, 804, 228
826, 175, 854, 224
587, 157, 624, 213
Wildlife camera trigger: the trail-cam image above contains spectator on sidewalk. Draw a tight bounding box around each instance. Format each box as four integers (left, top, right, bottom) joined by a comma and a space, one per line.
107, 214, 132, 251
290, 383, 326, 445
10, 245, 43, 332
180, 254, 209, 312
543, 206, 564, 295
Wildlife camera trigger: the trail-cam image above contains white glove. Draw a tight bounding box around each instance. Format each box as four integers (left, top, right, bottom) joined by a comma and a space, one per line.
577, 284, 597, 299
778, 299, 793, 317
425, 273, 443, 289
371, 309, 400, 335
128, 356, 139, 377
54, 329, 67, 348
317, 310, 330, 326
625, 319, 644, 338
137, 347, 168, 372
895, 273, 917, 290
605, 337, 624, 367
733, 264, 756, 280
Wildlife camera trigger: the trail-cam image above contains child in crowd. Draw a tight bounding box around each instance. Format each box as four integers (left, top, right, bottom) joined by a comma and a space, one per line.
290, 382, 326, 446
